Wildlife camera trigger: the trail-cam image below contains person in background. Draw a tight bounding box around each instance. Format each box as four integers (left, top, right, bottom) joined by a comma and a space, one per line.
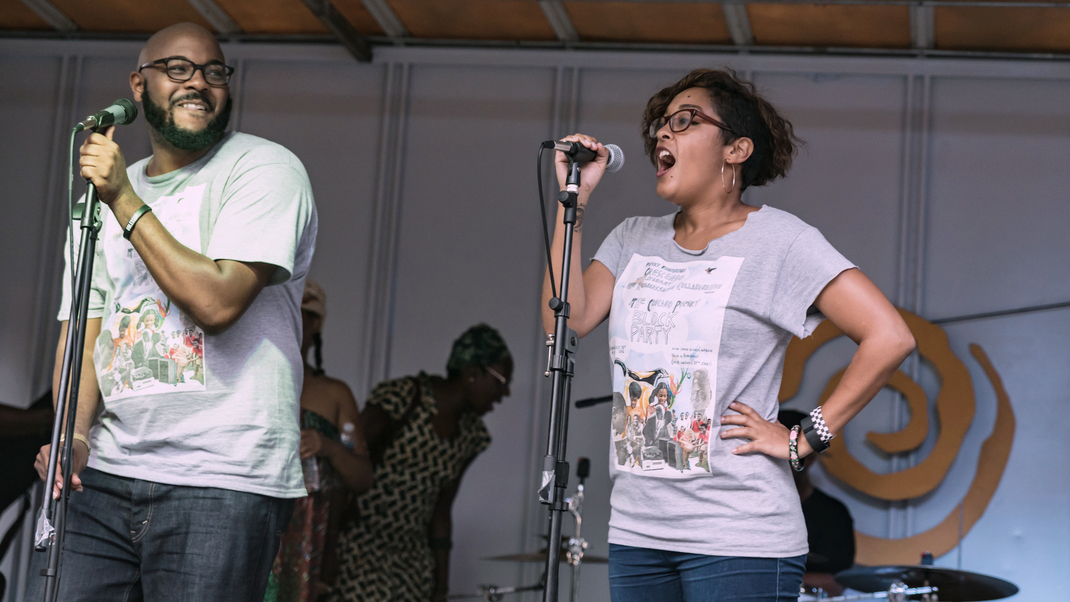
266, 280, 374, 602
331, 324, 513, 602
778, 408, 856, 596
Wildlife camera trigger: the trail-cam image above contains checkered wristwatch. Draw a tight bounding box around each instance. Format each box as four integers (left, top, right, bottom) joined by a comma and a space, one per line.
800, 406, 834, 454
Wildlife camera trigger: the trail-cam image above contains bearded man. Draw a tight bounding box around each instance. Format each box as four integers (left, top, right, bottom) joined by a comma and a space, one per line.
31, 22, 317, 600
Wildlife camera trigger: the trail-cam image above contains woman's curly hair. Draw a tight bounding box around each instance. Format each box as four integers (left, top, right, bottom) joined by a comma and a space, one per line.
641, 68, 802, 191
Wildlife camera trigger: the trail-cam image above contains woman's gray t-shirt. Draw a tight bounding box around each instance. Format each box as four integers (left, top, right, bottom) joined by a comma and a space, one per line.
593, 204, 854, 557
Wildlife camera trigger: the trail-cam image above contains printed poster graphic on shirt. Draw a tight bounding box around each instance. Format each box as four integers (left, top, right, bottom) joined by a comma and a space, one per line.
609, 253, 743, 477
93, 183, 208, 400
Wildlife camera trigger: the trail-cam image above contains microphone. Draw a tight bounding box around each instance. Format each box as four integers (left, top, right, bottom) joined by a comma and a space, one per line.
574, 394, 613, 408
576, 457, 590, 482
543, 140, 625, 174
75, 99, 138, 132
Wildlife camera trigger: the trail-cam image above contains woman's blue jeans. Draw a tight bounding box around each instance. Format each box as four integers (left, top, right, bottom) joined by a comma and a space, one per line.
609, 543, 806, 602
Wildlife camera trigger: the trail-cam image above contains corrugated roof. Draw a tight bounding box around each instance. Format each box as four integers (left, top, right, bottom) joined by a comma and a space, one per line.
6, 0, 1070, 61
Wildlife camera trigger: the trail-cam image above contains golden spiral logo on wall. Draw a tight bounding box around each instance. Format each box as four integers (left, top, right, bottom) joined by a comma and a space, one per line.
779, 308, 1016, 565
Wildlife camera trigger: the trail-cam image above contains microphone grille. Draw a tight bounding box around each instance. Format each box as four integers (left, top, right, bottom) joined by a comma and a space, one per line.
604, 144, 625, 174
114, 98, 138, 125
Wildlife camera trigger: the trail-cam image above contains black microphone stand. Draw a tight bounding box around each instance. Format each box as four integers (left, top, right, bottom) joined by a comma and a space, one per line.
35, 130, 106, 602
540, 159, 583, 602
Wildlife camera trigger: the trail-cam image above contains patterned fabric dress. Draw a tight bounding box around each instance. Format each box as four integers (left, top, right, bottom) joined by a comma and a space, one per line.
266, 409, 344, 602
331, 373, 490, 602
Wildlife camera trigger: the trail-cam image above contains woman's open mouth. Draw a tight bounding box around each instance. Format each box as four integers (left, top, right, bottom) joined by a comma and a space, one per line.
656, 148, 676, 177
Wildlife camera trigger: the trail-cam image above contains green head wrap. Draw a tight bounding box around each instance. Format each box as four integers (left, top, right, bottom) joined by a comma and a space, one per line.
446, 323, 511, 379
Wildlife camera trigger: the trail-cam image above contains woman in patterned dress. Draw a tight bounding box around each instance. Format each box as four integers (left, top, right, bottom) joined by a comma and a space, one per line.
267, 281, 374, 602
331, 324, 512, 602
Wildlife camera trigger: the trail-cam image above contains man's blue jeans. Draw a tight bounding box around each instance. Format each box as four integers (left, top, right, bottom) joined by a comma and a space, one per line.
609, 543, 806, 602
27, 467, 294, 602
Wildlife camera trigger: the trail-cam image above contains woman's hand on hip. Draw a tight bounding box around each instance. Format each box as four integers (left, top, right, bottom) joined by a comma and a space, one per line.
719, 401, 792, 459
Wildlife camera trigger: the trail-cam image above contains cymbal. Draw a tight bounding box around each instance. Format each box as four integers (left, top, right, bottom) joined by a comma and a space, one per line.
836, 565, 1019, 601
486, 549, 608, 564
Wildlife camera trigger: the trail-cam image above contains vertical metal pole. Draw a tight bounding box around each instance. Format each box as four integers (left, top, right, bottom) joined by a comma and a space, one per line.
38, 177, 102, 602
540, 160, 582, 602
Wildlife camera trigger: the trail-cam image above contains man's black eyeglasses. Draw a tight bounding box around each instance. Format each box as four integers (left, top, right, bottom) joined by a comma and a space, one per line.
138, 57, 235, 87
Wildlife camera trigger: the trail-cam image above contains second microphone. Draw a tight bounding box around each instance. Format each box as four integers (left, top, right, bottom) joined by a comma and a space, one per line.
545, 140, 625, 174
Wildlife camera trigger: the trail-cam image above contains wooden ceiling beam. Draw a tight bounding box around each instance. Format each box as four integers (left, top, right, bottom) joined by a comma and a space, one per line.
19, 0, 76, 32
562, 0, 1070, 6
361, 0, 408, 38
910, 4, 934, 49
298, 0, 374, 61
722, 1, 754, 46
540, 0, 580, 42
185, 0, 241, 34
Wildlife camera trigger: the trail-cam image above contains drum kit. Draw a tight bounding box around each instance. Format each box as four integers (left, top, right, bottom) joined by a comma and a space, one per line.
458, 541, 1020, 602
451, 459, 599, 601
453, 561, 1019, 602
799, 564, 1019, 602
452, 559, 1019, 602
450, 456, 1020, 602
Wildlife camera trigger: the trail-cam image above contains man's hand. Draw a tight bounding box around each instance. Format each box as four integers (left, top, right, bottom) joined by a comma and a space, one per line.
79, 125, 135, 206
35, 440, 90, 500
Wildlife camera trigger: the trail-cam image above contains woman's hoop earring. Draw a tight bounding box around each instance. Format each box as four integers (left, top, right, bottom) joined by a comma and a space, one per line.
721, 161, 736, 193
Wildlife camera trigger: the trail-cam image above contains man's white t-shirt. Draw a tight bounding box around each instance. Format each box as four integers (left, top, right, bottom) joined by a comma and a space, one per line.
60, 132, 317, 498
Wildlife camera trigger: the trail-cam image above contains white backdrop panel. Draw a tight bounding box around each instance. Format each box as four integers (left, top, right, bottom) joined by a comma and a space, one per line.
0, 55, 64, 409
935, 309, 1070, 601
924, 77, 1070, 319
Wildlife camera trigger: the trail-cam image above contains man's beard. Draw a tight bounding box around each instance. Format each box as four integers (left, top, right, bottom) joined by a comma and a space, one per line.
142, 88, 232, 152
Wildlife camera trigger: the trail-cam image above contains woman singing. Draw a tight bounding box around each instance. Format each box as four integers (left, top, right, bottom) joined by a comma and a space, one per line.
541, 68, 915, 601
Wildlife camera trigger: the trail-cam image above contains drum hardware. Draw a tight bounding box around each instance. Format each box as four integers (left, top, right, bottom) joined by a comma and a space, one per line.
799, 585, 829, 600
448, 583, 544, 601
836, 565, 1018, 602
485, 550, 608, 564
565, 460, 587, 602
483, 458, 601, 601
801, 583, 938, 602
823, 584, 938, 602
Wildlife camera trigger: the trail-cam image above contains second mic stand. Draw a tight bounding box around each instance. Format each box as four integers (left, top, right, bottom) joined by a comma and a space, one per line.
540, 159, 583, 602
565, 464, 588, 602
